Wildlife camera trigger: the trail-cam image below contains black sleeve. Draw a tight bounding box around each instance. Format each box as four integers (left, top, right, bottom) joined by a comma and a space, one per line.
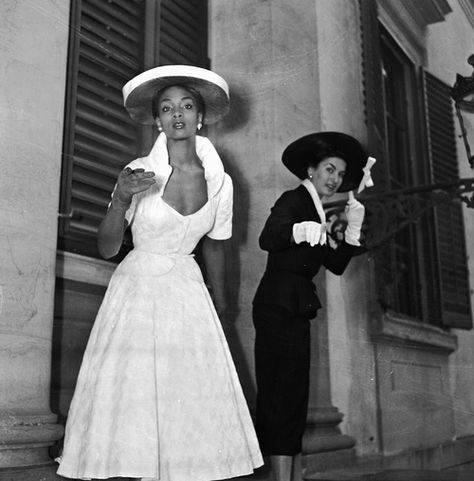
258, 192, 297, 252
323, 240, 359, 275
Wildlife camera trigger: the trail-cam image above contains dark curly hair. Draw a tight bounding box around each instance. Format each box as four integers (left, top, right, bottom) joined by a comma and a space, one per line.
151, 84, 206, 121
305, 141, 348, 176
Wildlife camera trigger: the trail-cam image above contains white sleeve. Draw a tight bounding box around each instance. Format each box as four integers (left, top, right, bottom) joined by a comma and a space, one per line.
206, 173, 233, 240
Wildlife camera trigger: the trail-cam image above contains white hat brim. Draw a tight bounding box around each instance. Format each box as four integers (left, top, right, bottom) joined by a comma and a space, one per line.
122, 65, 230, 125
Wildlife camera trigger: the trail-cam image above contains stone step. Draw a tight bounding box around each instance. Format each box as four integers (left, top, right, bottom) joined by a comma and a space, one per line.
306, 468, 474, 481
0, 464, 62, 481
3, 465, 474, 481
0, 464, 138, 481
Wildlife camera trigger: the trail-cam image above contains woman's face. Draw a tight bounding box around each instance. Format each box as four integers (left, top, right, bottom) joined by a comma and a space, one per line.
308, 157, 347, 197
155, 86, 203, 139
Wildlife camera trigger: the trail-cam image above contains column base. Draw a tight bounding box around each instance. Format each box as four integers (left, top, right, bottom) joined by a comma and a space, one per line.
0, 413, 64, 468
302, 406, 356, 474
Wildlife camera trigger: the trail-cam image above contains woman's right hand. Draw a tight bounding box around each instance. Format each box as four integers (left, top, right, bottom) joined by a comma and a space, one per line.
112, 167, 156, 210
292, 221, 324, 246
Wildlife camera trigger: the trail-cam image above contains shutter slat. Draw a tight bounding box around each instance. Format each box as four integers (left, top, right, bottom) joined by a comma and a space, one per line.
78, 72, 124, 104
72, 165, 116, 192
80, 39, 138, 79
170, 0, 200, 17
79, 29, 139, 71
160, 30, 200, 63
71, 198, 106, 222
75, 138, 133, 167
80, 45, 135, 80
77, 91, 130, 123
69, 219, 99, 235
79, 62, 128, 93
108, 0, 142, 18
76, 103, 136, 141
82, 1, 142, 39
81, 15, 140, 55
75, 120, 134, 153
74, 154, 121, 178
161, 1, 199, 33
159, 43, 192, 66
72, 182, 109, 206
161, 7, 201, 45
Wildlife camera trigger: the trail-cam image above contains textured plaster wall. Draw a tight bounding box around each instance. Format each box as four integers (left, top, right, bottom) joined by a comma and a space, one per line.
0, 0, 69, 416
426, 0, 474, 439
208, 0, 322, 405
209, 1, 379, 457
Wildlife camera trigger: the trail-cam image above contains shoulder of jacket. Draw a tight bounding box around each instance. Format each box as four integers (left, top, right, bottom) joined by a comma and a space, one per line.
277, 185, 308, 203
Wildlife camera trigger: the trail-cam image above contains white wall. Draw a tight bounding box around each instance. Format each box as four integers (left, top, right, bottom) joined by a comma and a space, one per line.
0, 0, 69, 466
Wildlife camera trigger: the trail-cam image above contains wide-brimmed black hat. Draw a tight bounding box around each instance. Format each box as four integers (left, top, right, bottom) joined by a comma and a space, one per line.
282, 131, 368, 192
122, 65, 230, 125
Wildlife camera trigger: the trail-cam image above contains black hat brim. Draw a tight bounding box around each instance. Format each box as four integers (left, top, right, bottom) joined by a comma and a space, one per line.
282, 131, 368, 192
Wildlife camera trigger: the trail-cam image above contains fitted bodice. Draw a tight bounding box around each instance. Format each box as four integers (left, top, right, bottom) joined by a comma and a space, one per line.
130, 184, 215, 255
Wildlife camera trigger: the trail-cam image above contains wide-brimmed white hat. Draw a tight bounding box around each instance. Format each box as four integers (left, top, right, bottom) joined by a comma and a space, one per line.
122, 65, 230, 125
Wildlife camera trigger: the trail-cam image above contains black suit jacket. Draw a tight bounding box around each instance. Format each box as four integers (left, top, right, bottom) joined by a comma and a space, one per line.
253, 184, 357, 319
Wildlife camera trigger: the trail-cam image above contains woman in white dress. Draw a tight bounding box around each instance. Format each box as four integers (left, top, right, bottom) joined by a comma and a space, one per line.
57, 65, 263, 481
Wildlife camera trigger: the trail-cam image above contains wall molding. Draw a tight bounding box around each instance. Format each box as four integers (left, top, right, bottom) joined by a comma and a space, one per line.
371, 311, 458, 353
56, 250, 115, 287
377, 0, 452, 64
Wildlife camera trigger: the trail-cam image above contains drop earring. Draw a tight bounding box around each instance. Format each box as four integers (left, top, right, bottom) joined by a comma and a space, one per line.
197, 122, 202, 131
158, 126, 163, 132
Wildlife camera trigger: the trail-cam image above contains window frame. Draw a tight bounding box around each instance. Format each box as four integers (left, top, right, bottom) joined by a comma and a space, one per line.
379, 27, 432, 322
360, 0, 472, 332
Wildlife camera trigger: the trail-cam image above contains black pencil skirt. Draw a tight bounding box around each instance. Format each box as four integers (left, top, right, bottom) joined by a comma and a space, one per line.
253, 305, 311, 456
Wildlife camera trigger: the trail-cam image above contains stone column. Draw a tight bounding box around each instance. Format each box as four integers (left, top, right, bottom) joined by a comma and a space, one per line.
303, 277, 356, 474
0, 0, 69, 468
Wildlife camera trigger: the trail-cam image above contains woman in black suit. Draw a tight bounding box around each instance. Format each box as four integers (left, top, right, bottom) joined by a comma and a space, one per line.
253, 132, 372, 481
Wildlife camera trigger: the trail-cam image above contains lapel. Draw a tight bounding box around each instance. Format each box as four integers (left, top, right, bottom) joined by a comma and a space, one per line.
295, 184, 321, 223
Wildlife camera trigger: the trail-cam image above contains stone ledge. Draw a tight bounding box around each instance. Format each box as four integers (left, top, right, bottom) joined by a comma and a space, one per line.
305, 435, 474, 479
0, 464, 63, 481
371, 311, 457, 353
56, 250, 116, 287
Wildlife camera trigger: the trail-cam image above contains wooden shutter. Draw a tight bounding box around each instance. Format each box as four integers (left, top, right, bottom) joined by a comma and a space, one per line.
159, 0, 209, 67
59, 0, 145, 258
423, 70, 472, 329
59, 0, 209, 259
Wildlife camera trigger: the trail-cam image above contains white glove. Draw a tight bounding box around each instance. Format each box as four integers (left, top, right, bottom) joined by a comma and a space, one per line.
344, 194, 365, 246
292, 221, 324, 247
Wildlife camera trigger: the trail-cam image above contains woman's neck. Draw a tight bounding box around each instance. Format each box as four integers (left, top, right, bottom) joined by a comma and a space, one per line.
167, 136, 200, 170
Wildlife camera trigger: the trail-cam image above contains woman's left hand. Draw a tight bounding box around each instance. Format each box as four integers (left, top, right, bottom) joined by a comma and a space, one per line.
112, 167, 156, 210
344, 193, 365, 245
345, 195, 365, 227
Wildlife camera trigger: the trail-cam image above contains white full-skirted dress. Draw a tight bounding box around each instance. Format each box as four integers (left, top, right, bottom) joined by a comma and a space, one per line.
57, 133, 263, 480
